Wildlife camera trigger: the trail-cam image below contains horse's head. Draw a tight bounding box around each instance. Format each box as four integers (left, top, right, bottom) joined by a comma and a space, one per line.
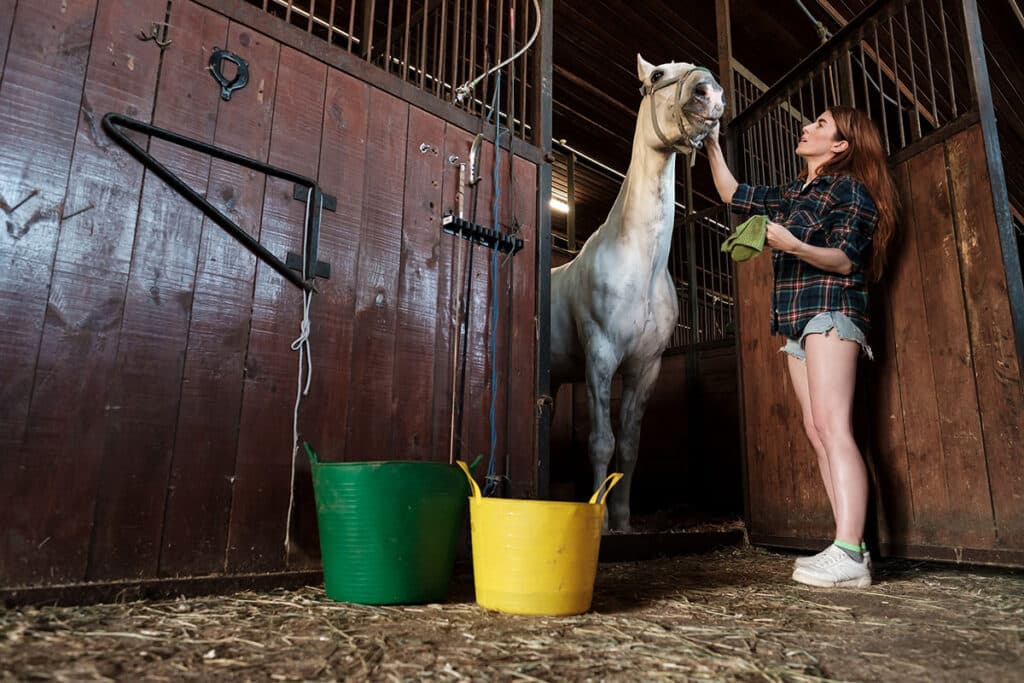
636, 54, 725, 154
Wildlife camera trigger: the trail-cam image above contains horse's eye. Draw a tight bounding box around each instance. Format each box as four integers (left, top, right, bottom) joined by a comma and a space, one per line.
651, 70, 663, 84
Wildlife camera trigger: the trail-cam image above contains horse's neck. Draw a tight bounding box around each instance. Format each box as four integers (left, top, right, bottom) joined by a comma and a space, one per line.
606, 133, 676, 275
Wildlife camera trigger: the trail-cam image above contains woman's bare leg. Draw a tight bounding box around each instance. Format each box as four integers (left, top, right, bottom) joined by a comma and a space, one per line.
786, 352, 837, 520
804, 332, 866, 546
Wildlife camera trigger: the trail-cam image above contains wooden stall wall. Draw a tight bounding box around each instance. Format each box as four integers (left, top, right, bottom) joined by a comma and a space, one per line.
736, 122, 1024, 566
0, 0, 539, 591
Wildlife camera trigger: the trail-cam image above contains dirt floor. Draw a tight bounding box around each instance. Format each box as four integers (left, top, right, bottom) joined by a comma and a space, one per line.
2, 544, 1022, 682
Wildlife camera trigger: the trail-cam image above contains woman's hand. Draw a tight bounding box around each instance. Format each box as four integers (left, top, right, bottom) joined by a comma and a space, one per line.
766, 221, 855, 274
765, 221, 802, 254
705, 121, 720, 149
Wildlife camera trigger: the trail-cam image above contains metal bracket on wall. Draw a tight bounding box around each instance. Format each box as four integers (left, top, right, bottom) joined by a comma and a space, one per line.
442, 213, 524, 255
209, 48, 249, 101
102, 113, 331, 291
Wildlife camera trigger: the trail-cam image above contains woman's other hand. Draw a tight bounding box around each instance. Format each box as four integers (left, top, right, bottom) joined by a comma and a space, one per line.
765, 221, 802, 254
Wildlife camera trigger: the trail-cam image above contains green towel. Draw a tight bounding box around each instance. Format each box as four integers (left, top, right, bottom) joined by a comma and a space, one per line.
721, 214, 768, 262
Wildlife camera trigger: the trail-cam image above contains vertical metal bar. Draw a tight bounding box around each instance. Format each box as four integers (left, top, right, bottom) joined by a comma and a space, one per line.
887, 14, 905, 148
860, 40, 871, 119
439, 0, 449, 98
384, 0, 394, 74
566, 151, 576, 251
519, 0, 528, 139
307, 0, 316, 33
841, 46, 856, 107
534, 0, 553, 497
469, 0, 479, 116
361, 0, 376, 60
939, 0, 958, 116
402, 0, 411, 81
872, 22, 890, 154
494, 0, 504, 125
419, 0, 429, 88
451, 0, 462, 101
960, 0, 1024, 372
347, 0, 356, 52
919, 0, 939, 125
902, 1, 922, 140
327, 0, 338, 45
285, 0, 293, 24
481, 0, 491, 117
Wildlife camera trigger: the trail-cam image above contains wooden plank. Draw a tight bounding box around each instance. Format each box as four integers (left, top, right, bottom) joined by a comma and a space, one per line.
226, 45, 326, 574
283, 69, 372, 569
87, 0, 227, 581
901, 144, 993, 547
907, 142, 994, 547
887, 151, 954, 547
430, 124, 475, 466
0, 0, 15, 78
389, 107, 446, 462
946, 125, 1024, 548
863, 165, 914, 549
343, 89, 409, 461
158, 17, 280, 577
10, 0, 165, 586
459, 139, 496, 477
0, 0, 96, 585
508, 154, 538, 497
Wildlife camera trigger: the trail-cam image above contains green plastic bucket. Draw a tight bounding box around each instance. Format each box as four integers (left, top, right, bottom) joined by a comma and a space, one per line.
306, 444, 469, 604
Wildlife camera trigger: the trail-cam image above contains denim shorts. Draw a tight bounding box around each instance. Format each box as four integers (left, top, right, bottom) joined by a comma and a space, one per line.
780, 311, 874, 361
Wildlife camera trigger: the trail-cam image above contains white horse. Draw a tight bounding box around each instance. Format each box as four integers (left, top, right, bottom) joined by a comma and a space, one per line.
550, 55, 725, 531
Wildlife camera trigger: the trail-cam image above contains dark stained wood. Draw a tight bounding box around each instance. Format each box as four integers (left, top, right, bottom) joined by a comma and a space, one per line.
508, 154, 538, 497
343, 88, 409, 461
881, 154, 950, 546
21, 0, 165, 585
159, 17, 280, 577
227, 45, 327, 574
459, 139, 496, 473
0, 0, 97, 585
430, 124, 476, 466
735, 244, 809, 540
88, 0, 227, 581
903, 141, 993, 547
284, 69, 373, 570
390, 107, 447, 461
945, 125, 1024, 548
0, 0, 15, 78
863, 194, 914, 548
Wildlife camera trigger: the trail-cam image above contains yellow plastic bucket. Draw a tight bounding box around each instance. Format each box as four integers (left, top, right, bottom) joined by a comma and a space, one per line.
457, 461, 623, 616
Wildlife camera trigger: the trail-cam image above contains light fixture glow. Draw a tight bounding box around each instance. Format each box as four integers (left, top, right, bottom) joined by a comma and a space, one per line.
549, 197, 569, 214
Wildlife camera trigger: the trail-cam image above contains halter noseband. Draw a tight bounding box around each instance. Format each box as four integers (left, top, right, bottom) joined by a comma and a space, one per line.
639, 66, 713, 163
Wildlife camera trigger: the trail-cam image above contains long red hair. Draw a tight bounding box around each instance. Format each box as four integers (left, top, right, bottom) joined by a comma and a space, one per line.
811, 106, 899, 282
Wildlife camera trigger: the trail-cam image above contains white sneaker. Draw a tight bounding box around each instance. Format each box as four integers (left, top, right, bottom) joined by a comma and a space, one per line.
791, 544, 872, 588
794, 547, 871, 570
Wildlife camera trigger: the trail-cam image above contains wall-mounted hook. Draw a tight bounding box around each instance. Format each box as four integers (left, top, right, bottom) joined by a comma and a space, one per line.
209, 48, 249, 101
138, 22, 172, 49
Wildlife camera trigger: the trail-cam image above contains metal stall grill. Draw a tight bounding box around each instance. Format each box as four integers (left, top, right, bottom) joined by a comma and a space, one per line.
241, 0, 538, 143
730, 0, 977, 183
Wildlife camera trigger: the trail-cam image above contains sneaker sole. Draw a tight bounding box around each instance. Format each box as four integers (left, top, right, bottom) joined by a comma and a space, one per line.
791, 569, 872, 589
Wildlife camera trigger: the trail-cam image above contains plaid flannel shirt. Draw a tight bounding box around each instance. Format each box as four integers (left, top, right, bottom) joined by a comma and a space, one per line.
730, 174, 878, 339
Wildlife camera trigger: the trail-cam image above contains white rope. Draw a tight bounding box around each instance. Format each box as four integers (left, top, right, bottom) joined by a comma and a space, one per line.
453, 0, 542, 104
284, 188, 317, 556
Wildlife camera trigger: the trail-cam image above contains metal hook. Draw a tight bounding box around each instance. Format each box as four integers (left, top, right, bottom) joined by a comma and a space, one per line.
209, 48, 249, 101
138, 22, 172, 49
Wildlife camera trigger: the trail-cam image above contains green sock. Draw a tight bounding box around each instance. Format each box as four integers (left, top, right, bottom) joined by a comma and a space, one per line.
861, 542, 868, 553
834, 539, 864, 562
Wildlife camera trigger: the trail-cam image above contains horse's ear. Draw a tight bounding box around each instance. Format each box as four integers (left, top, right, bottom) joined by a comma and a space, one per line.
637, 54, 655, 81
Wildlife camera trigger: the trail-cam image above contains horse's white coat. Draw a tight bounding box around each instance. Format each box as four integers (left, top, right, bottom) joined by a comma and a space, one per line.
550, 55, 725, 530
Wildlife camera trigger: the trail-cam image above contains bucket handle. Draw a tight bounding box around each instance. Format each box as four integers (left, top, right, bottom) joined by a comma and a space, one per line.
304, 442, 319, 465
456, 460, 482, 499
589, 472, 624, 505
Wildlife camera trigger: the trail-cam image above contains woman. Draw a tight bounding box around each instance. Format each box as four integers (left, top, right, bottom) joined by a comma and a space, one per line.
706, 106, 898, 588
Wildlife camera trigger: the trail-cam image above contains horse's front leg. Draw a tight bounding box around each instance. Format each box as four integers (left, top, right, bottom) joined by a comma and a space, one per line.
612, 356, 663, 532
584, 347, 616, 531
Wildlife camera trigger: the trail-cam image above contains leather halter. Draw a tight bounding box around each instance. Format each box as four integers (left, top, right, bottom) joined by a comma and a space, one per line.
639, 66, 714, 163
